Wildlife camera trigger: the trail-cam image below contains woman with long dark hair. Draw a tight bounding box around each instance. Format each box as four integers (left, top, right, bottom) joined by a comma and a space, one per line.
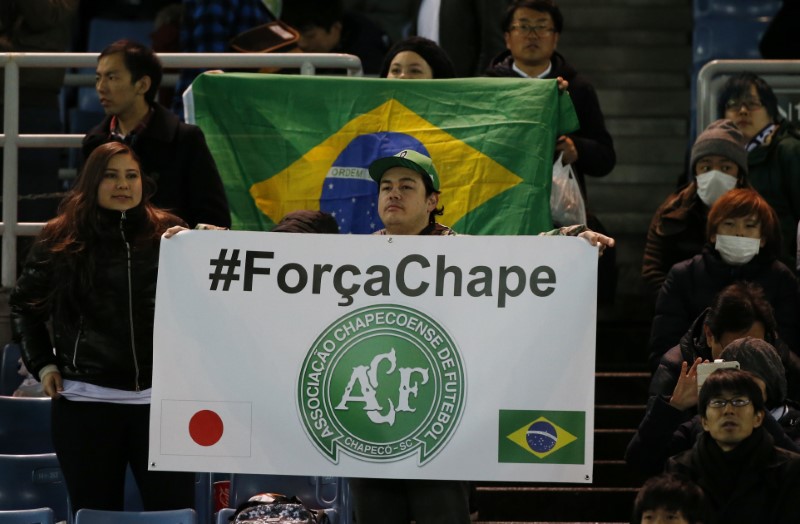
10, 141, 195, 514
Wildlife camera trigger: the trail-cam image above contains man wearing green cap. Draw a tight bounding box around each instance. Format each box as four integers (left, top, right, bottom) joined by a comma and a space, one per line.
349, 149, 614, 523
369, 149, 616, 245
369, 148, 454, 236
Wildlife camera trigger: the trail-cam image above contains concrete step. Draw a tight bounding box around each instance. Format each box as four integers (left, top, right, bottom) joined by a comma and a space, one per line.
595, 405, 646, 430
587, 164, 682, 185
613, 136, 686, 164
565, 46, 691, 73
585, 71, 688, 89
588, 182, 676, 214
560, 30, 689, 47
595, 372, 650, 404
605, 117, 687, 137
566, 6, 692, 31
595, 429, 635, 460
597, 89, 690, 118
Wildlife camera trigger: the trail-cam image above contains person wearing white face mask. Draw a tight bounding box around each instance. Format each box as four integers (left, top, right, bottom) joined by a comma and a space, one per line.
648, 188, 800, 365
643, 119, 750, 298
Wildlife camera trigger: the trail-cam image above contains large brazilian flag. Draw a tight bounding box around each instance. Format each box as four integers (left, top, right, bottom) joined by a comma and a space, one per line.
190, 73, 579, 235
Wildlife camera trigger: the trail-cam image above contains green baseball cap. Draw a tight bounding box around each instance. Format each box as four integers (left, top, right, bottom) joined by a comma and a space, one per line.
368, 149, 440, 192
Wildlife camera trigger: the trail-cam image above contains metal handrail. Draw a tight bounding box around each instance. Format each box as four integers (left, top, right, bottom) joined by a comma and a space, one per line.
696, 59, 800, 136
0, 52, 363, 288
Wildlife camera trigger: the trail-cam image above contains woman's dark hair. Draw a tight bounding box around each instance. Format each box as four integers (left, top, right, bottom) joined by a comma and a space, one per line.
717, 72, 779, 122
502, 0, 564, 33
34, 142, 176, 313
705, 188, 782, 258
698, 368, 766, 417
271, 210, 340, 233
99, 40, 163, 105
379, 36, 456, 79
631, 473, 708, 524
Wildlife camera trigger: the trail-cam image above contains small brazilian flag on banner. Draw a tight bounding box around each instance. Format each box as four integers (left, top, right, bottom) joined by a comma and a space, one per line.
190, 73, 579, 235
498, 410, 585, 464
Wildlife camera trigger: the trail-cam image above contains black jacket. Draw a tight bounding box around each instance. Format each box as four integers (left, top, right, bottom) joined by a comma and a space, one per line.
10, 207, 185, 391
648, 246, 800, 365
667, 429, 800, 524
649, 309, 800, 402
625, 393, 800, 477
82, 104, 231, 229
485, 49, 616, 204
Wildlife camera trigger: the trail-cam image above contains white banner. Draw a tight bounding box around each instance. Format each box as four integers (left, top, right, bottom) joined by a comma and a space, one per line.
149, 231, 597, 483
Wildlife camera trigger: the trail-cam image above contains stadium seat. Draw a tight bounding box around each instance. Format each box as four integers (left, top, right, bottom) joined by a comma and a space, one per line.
214, 508, 233, 524
0, 508, 54, 524
0, 397, 53, 454
228, 474, 350, 524
0, 454, 70, 523
0, 344, 23, 396
74, 509, 196, 524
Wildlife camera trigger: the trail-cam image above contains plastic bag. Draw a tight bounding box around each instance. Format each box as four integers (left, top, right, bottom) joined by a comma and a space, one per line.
550, 152, 587, 226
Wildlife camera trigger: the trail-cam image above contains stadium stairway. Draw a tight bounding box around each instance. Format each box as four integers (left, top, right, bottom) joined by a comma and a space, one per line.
474, 0, 692, 521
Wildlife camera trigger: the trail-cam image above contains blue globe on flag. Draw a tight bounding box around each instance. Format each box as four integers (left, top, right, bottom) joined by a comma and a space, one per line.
526, 420, 558, 453
320, 132, 430, 234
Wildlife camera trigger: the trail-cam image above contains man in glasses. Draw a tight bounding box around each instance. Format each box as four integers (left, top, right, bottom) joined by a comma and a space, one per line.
717, 73, 800, 271
486, 0, 617, 304
666, 368, 800, 523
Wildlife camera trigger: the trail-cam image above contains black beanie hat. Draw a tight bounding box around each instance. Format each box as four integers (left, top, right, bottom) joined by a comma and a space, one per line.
720, 336, 787, 408
690, 119, 748, 178
379, 36, 457, 79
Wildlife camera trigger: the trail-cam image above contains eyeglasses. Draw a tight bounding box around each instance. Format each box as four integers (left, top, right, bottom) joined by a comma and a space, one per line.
509, 23, 555, 37
707, 398, 752, 409
724, 98, 764, 111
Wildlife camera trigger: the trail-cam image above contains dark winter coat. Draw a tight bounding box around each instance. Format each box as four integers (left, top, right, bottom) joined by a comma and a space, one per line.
667, 429, 800, 524
648, 246, 800, 364
625, 393, 800, 477
649, 309, 800, 401
642, 183, 709, 297
83, 103, 231, 229
485, 49, 616, 205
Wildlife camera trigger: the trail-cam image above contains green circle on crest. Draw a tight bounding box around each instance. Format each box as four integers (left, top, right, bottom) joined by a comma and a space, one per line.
297, 305, 466, 464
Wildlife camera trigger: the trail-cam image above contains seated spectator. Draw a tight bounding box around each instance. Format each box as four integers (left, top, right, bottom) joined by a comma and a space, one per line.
650, 282, 800, 401
666, 368, 800, 523
648, 188, 799, 364
280, 0, 390, 75
718, 72, 800, 270
270, 210, 340, 233
642, 119, 749, 298
83, 39, 231, 229
380, 36, 456, 79
627, 337, 800, 476
630, 473, 709, 524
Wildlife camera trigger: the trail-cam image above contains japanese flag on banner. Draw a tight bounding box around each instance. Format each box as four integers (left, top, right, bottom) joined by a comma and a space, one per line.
159, 399, 252, 457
